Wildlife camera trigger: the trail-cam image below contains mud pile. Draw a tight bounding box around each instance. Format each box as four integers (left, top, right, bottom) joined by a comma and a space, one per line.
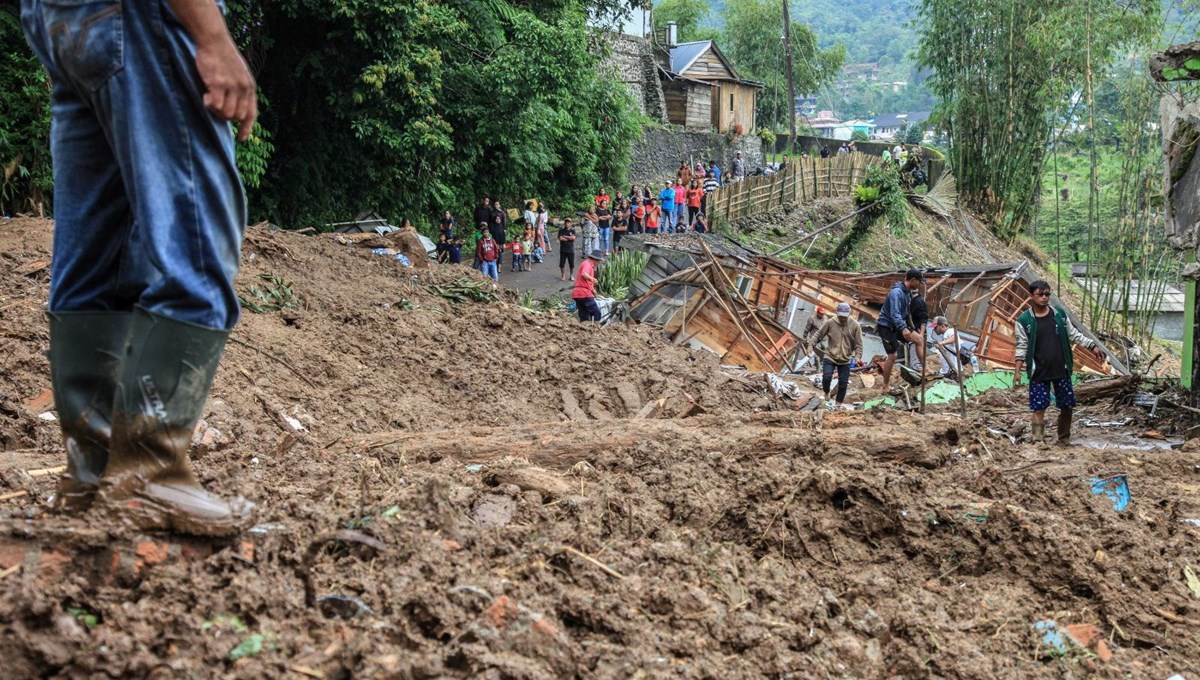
2, 218, 1199, 678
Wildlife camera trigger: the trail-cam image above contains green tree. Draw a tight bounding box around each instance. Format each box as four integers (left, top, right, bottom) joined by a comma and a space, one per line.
722, 0, 844, 133
0, 7, 51, 216
240, 0, 640, 229
903, 122, 924, 145
652, 0, 712, 41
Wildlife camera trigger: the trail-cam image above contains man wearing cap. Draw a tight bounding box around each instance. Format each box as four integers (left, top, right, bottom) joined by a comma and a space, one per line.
572, 249, 606, 322
810, 302, 863, 410
802, 306, 830, 353
876, 269, 925, 395
929, 316, 968, 381
1015, 279, 1105, 444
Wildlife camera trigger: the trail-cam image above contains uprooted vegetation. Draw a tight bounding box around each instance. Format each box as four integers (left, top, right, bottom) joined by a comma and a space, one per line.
1, 218, 1198, 678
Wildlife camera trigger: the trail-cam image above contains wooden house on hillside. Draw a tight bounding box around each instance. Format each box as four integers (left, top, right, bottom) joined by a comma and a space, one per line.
663, 40, 762, 133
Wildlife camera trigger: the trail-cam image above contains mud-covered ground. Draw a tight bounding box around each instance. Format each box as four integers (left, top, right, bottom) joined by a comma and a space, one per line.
2, 218, 1199, 679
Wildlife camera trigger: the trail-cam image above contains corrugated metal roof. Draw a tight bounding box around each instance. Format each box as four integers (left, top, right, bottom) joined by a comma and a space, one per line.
1077, 279, 1186, 313
670, 41, 712, 75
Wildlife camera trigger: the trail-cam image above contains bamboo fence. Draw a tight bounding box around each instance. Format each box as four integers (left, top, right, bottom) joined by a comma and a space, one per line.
708, 153, 881, 226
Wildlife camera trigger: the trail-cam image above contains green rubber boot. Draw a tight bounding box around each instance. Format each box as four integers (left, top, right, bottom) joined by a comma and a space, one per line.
48, 312, 133, 512
101, 309, 253, 536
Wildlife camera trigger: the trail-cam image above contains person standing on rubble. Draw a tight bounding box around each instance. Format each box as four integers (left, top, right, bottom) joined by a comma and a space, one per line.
558, 218, 577, 281
1014, 280, 1105, 445
877, 270, 925, 396
21, 0, 258, 534
811, 302, 863, 411
572, 250, 606, 322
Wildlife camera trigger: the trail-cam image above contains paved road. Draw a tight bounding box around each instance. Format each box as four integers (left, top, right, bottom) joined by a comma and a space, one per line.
492, 249, 578, 300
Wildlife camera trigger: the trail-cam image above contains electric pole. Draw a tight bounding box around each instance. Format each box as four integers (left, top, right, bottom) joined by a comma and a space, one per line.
781, 0, 797, 151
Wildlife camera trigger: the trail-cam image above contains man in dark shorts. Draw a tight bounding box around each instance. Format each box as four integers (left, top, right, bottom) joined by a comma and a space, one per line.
1014, 280, 1106, 444
558, 218, 577, 281
876, 269, 924, 395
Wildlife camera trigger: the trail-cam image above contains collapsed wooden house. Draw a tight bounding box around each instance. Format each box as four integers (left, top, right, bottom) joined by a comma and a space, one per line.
623, 235, 1126, 375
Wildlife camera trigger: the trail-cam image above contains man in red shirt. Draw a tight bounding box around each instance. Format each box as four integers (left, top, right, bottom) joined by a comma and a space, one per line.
573, 249, 606, 322
672, 179, 687, 232
476, 230, 500, 281
644, 198, 661, 234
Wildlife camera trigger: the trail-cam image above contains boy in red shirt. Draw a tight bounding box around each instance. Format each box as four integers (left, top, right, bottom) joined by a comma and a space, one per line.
508, 240, 524, 272
573, 249, 606, 322
631, 198, 646, 234
686, 179, 704, 229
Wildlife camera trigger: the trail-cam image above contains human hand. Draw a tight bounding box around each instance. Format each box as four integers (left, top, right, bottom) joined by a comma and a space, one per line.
195, 39, 258, 141
1092, 346, 1107, 363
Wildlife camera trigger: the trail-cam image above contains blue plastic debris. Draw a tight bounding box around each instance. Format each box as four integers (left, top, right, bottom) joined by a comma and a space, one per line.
1089, 475, 1131, 512
464, 464, 485, 472
394, 253, 412, 266
1034, 620, 1068, 654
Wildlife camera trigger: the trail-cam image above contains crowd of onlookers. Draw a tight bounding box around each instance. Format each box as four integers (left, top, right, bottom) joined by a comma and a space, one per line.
430, 153, 752, 283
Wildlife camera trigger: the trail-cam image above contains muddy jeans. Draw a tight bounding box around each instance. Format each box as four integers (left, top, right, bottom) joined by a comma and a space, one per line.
21, 0, 247, 331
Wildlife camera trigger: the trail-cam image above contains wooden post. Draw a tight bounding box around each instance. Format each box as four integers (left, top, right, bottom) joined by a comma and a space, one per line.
953, 327, 967, 418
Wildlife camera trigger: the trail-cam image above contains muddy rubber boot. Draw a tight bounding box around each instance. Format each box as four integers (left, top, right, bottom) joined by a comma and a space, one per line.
1030, 423, 1045, 444
47, 312, 134, 512
102, 309, 253, 536
1057, 409, 1073, 446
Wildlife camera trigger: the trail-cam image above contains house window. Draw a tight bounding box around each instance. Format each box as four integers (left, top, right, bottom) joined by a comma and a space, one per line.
729, 93, 734, 112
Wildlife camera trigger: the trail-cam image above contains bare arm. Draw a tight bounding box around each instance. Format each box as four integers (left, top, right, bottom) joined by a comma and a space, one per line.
167, 0, 257, 140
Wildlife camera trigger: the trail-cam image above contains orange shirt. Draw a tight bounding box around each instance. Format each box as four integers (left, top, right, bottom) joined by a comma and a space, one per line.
646, 206, 661, 228
686, 188, 703, 208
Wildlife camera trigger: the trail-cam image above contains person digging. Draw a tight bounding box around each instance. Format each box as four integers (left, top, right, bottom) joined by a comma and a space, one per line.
876, 269, 924, 396
1013, 279, 1106, 445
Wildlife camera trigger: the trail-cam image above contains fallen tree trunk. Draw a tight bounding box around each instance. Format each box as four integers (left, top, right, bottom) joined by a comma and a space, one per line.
334, 412, 961, 470
1073, 374, 1141, 405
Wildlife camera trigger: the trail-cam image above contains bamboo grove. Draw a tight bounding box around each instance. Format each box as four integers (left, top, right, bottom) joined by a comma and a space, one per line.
916, 0, 1159, 240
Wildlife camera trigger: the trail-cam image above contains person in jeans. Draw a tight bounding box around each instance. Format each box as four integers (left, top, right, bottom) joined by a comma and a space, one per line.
21, 0, 257, 534
810, 302, 863, 410
659, 181, 676, 231
1014, 279, 1105, 444
596, 200, 612, 255
476, 231, 500, 280
672, 178, 687, 232
573, 250, 606, 322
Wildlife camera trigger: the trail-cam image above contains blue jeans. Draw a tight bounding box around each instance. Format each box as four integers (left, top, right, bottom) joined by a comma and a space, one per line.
821, 359, 851, 404
21, 0, 247, 331
598, 228, 612, 252
480, 261, 499, 280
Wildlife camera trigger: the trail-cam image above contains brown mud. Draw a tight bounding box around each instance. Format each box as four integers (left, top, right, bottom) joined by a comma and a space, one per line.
1, 217, 1199, 679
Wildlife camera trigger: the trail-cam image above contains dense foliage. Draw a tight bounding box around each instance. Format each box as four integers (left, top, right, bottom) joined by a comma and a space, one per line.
0, 7, 51, 216
241, 0, 641, 229
2, 0, 641, 230
916, 0, 1159, 238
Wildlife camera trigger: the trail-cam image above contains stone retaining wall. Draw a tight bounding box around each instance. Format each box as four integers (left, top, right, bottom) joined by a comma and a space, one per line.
628, 127, 765, 186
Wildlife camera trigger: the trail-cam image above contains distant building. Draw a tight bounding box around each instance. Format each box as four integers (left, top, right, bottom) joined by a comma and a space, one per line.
804, 110, 842, 137
871, 111, 932, 140
1072, 266, 1186, 341
794, 93, 819, 118
830, 119, 875, 140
